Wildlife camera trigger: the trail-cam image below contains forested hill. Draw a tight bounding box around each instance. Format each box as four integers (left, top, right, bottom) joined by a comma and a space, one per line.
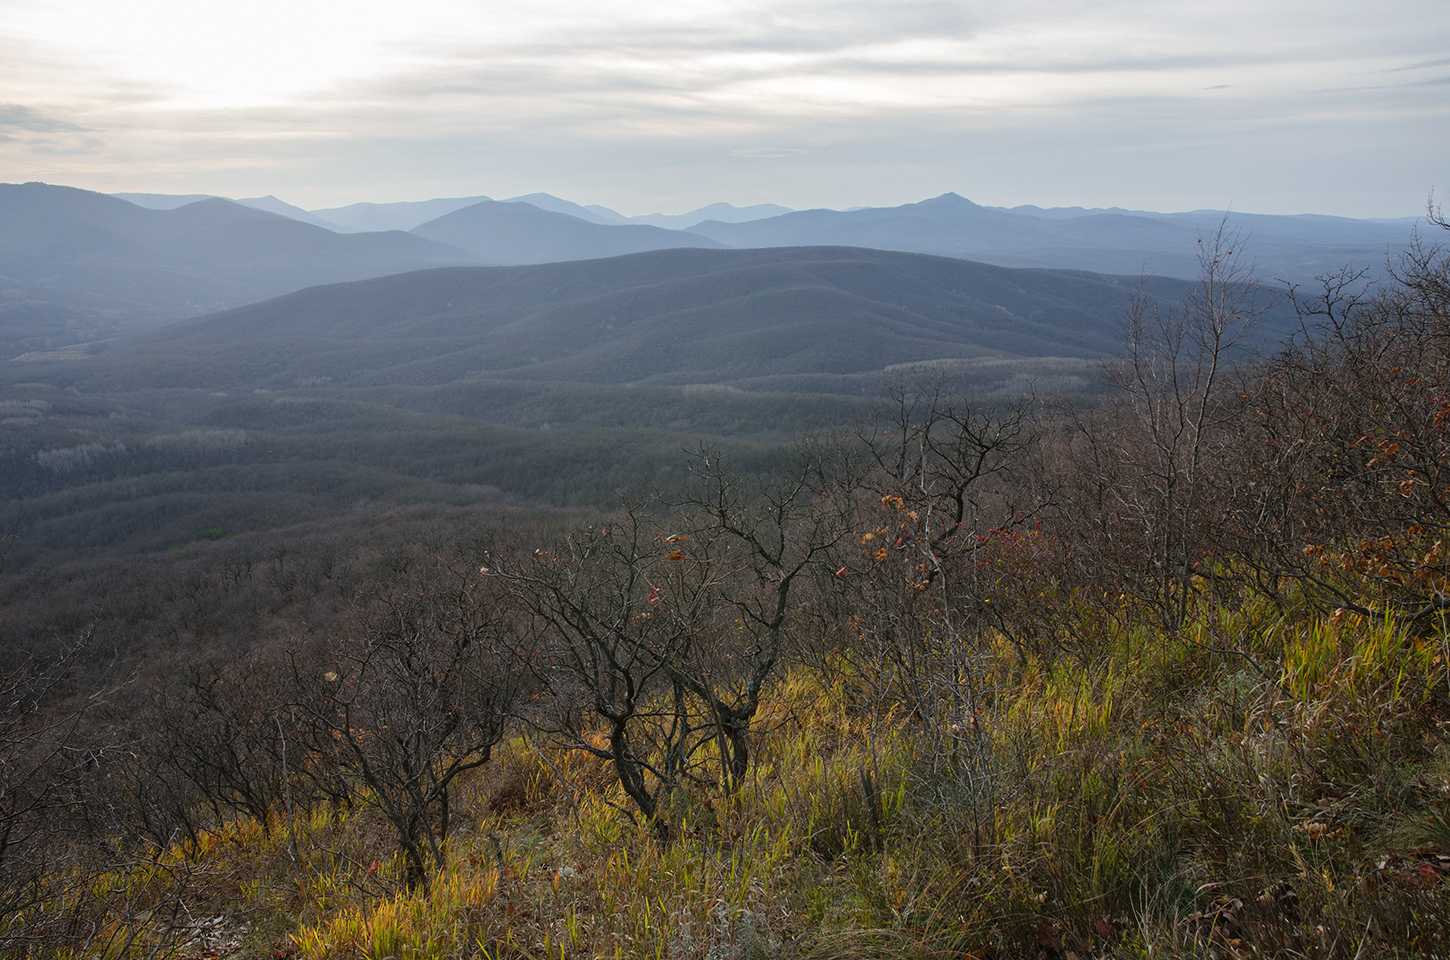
14, 246, 1254, 395
0, 244, 1294, 572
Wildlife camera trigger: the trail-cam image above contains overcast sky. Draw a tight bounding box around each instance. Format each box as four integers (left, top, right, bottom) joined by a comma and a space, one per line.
1, 0, 1445, 217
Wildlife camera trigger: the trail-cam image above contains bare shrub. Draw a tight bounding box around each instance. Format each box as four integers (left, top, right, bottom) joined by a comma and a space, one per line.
292, 564, 521, 891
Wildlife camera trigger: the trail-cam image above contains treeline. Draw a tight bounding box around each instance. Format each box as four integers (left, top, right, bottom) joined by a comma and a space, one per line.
1, 221, 1447, 956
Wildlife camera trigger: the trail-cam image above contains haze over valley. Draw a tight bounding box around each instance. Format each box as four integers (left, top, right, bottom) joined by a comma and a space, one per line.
1, 180, 1419, 357
3, 2, 1448, 956
0, 171, 1415, 572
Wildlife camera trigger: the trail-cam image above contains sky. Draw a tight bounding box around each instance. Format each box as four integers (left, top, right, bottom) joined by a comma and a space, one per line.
1, 0, 1446, 218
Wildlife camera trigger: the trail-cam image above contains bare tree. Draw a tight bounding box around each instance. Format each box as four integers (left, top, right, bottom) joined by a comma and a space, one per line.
293, 566, 519, 891
0, 633, 116, 957
147, 654, 311, 840
1090, 218, 1269, 628
495, 505, 717, 842
816, 372, 1058, 852
863, 371, 1056, 652
1230, 208, 1450, 622
675, 445, 849, 791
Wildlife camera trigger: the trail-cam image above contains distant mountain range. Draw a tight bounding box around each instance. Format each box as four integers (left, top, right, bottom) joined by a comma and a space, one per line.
2, 180, 1420, 361
16, 246, 1252, 397
123, 190, 796, 233
117, 191, 370, 231
311, 196, 493, 232
629, 202, 796, 230
409, 200, 726, 263
684, 193, 1420, 282
0, 182, 475, 354
110, 185, 1421, 285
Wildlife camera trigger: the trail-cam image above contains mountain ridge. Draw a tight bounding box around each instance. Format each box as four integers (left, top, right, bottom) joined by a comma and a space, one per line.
0, 182, 480, 356
408, 200, 726, 264
15, 245, 1259, 397
684, 192, 1419, 282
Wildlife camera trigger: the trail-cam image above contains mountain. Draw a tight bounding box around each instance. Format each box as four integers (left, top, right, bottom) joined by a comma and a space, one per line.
584, 203, 632, 223
503, 193, 629, 225
23, 246, 1250, 396
310, 196, 493, 232
113, 191, 352, 231
112, 188, 1416, 284
999, 203, 1141, 220
0, 182, 479, 356
629, 202, 794, 230
409, 200, 725, 264
501, 196, 794, 229
687, 194, 1420, 283
111, 192, 218, 210
234, 195, 352, 232
2, 245, 1295, 559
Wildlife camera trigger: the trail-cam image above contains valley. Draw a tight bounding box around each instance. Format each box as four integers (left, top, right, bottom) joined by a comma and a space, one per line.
1, 181, 1444, 960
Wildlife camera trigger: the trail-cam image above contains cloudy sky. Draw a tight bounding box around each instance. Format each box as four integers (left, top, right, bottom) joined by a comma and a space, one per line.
1, 0, 1445, 217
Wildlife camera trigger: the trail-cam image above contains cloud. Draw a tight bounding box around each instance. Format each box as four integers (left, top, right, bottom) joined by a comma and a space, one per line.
0, 103, 88, 132
28, 134, 105, 155
1387, 56, 1450, 72
0, 0, 1444, 217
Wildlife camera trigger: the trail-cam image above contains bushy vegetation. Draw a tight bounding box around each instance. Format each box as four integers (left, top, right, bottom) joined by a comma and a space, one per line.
2, 219, 1447, 958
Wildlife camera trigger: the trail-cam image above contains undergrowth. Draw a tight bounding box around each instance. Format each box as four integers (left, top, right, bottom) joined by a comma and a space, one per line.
19, 599, 1450, 959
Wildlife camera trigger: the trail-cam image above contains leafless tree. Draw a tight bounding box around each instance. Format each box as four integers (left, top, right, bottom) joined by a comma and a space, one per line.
148, 654, 311, 841
1229, 208, 1449, 622
293, 566, 520, 891
495, 505, 718, 842
675, 445, 850, 791
1088, 218, 1269, 628
817, 372, 1059, 851
0, 632, 121, 957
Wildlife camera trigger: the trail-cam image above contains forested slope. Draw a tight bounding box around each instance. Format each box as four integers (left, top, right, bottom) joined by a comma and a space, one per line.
2, 223, 1448, 957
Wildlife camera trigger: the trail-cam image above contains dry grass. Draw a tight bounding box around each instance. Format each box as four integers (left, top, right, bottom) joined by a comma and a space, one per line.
18, 599, 1450, 959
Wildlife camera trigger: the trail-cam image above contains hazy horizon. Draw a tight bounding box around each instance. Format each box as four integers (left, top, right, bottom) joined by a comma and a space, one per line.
2, 0, 1446, 219
88, 186, 1431, 224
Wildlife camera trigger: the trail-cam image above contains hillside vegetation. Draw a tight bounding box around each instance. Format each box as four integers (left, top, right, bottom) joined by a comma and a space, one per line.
1, 223, 1447, 958
16, 247, 1218, 391
3, 247, 1241, 571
